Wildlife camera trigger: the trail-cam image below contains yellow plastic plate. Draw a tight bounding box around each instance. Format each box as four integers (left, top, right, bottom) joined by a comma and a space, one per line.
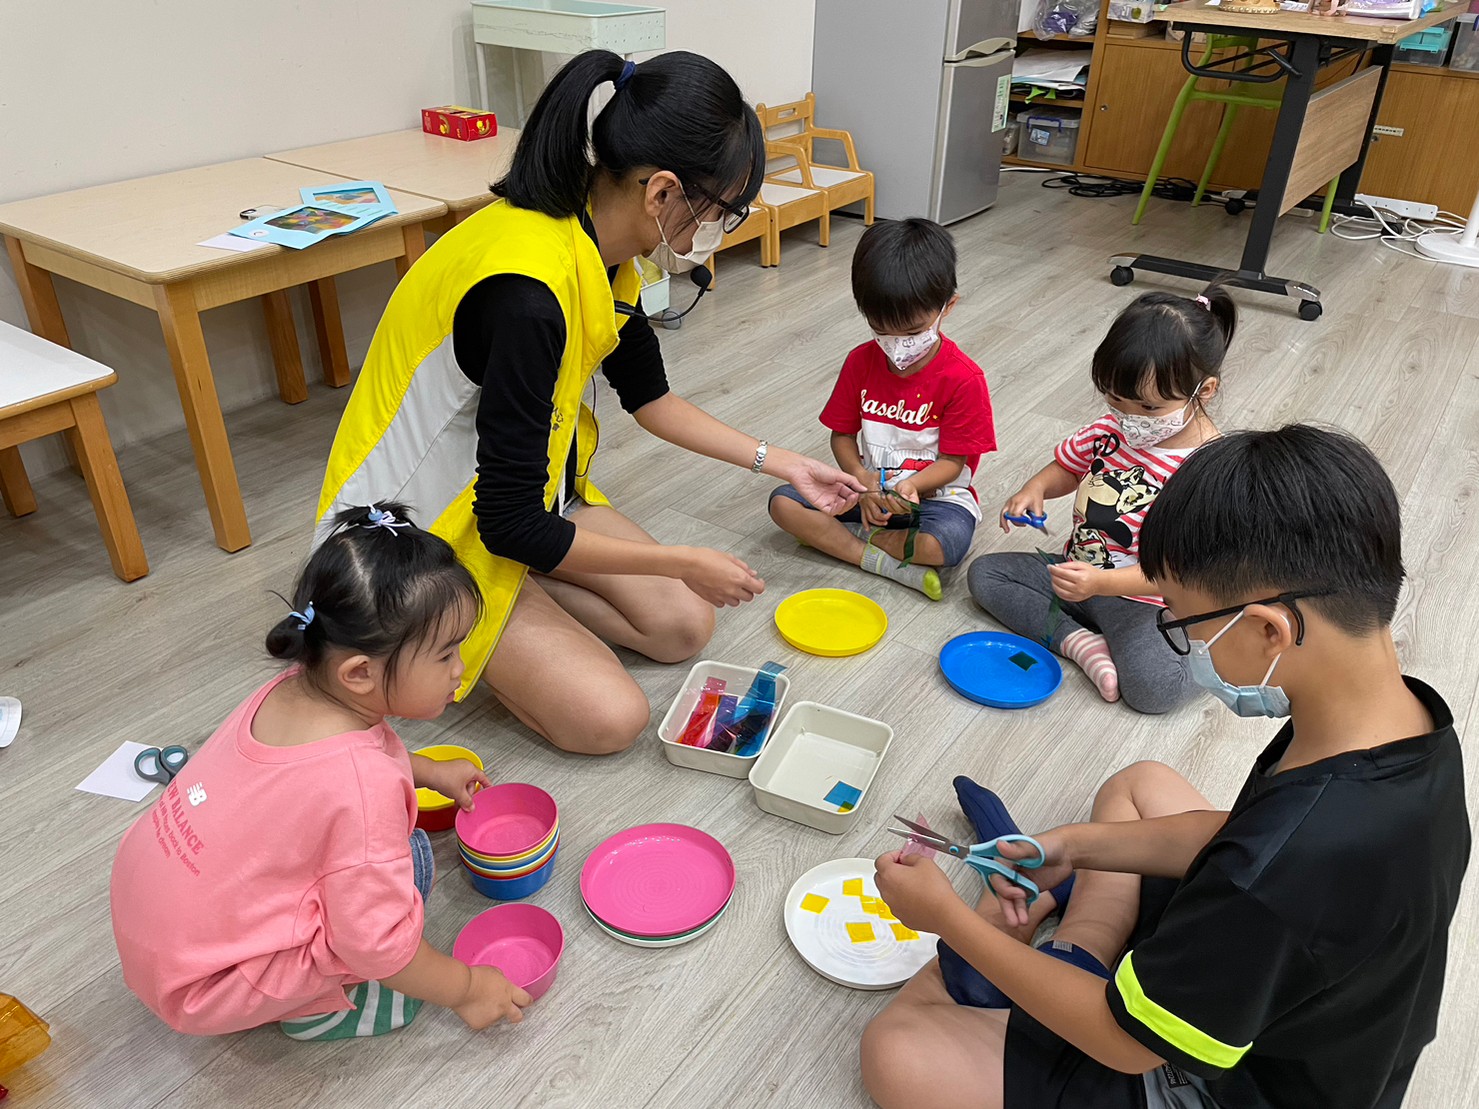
774, 589, 888, 657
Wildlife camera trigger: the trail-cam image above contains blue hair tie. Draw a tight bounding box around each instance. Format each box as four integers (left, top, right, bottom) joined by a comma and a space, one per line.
614, 59, 636, 91
289, 602, 315, 632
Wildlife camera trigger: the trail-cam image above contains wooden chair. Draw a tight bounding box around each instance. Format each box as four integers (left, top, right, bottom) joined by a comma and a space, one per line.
705, 200, 774, 287
758, 93, 876, 226
754, 141, 830, 266
0, 321, 148, 582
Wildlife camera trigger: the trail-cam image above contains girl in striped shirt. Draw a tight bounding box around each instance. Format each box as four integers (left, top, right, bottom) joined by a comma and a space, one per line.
967, 287, 1235, 713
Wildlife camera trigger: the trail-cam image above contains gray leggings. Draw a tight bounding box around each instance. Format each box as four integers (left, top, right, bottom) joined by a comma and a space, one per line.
966, 552, 1194, 715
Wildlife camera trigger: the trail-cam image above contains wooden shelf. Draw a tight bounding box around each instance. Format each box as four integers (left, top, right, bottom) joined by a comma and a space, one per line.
1010, 93, 1088, 106
1391, 62, 1479, 80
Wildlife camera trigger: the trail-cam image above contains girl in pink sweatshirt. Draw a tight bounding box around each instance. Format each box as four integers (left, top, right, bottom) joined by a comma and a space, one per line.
111, 503, 529, 1040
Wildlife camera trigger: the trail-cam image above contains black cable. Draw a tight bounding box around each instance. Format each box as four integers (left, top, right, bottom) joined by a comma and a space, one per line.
1041, 174, 1201, 202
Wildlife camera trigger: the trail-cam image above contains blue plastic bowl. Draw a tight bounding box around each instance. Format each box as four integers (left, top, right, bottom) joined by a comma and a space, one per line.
939, 631, 1063, 709
464, 848, 558, 901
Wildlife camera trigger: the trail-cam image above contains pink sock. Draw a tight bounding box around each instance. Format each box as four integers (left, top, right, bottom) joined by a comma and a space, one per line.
1061, 629, 1120, 703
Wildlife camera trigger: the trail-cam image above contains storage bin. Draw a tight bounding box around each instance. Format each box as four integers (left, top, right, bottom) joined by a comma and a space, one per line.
657, 660, 792, 778
1393, 23, 1454, 66
1450, 15, 1479, 71
1020, 107, 1081, 166
748, 702, 893, 834
1004, 111, 1022, 157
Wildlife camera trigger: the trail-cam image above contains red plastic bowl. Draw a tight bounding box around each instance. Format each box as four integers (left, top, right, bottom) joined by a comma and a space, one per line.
453, 903, 565, 1001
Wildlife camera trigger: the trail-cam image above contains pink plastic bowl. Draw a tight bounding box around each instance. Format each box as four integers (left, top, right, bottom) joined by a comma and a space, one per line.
453, 904, 565, 1001
455, 783, 558, 859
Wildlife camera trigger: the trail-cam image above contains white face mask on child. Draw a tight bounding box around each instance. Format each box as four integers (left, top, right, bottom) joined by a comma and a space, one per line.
1108, 388, 1203, 450
873, 309, 945, 372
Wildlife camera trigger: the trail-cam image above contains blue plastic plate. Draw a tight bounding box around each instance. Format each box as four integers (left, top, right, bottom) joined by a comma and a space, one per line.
939, 632, 1063, 709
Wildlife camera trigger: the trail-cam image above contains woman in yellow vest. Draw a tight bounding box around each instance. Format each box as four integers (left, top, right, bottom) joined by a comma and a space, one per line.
318, 50, 863, 755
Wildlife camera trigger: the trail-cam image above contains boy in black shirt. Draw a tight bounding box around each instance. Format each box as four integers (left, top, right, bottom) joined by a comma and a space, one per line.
863, 426, 1469, 1109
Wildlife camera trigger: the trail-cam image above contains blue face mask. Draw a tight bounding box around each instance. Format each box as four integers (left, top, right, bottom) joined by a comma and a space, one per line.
1186, 611, 1291, 718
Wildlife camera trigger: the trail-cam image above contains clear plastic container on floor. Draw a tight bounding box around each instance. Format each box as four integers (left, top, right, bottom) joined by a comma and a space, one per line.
1019, 107, 1082, 166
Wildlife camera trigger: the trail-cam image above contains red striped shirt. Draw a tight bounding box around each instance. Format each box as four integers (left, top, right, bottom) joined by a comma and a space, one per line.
1054, 416, 1199, 606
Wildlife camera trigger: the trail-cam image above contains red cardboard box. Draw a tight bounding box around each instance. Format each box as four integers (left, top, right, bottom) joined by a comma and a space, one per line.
421, 105, 498, 141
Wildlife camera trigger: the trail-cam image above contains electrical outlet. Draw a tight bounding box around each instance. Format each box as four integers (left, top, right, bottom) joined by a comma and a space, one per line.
1354, 193, 1440, 221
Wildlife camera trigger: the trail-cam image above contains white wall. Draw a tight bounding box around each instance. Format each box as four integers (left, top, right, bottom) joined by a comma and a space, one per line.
0, 0, 814, 476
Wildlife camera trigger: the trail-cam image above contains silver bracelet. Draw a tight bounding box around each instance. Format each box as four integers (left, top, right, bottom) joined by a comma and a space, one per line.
751, 440, 768, 475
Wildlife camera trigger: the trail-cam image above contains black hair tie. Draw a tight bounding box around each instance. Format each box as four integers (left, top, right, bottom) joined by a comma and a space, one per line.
614, 59, 636, 91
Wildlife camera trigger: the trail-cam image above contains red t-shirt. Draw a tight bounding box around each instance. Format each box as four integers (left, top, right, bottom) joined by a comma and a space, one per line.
819, 337, 996, 520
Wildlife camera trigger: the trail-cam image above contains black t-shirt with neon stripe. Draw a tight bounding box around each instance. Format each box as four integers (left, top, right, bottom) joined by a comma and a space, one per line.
1106, 677, 1469, 1109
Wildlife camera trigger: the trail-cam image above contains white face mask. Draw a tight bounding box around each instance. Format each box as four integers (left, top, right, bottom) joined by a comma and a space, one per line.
1108, 392, 1201, 449
873, 309, 945, 373
645, 190, 724, 274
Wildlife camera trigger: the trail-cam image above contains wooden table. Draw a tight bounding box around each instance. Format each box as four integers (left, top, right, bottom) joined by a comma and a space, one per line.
0, 158, 446, 552
1110, 0, 1466, 318
268, 127, 522, 233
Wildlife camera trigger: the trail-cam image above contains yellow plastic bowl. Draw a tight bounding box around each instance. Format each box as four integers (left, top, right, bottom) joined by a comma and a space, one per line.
413, 744, 484, 832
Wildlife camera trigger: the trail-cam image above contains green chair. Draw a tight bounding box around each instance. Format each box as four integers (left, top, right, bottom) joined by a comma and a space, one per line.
1132, 35, 1338, 233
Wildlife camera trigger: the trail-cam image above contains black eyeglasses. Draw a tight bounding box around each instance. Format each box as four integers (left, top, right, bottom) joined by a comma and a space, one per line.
1155, 591, 1328, 656
639, 177, 751, 234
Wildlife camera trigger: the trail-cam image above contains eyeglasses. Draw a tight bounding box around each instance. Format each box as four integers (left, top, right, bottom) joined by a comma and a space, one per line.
1155, 590, 1327, 656
685, 181, 751, 234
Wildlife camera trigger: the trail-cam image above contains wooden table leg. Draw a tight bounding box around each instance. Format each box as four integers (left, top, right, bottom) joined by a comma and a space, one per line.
153, 282, 251, 552
6, 235, 83, 475
261, 290, 308, 404
307, 277, 351, 388
64, 392, 149, 581
395, 223, 427, 280
0, 446, 37, 517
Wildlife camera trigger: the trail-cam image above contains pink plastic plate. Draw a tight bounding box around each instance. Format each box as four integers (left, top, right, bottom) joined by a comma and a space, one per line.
579, 823, 736, 937
453, 904, 565, 1001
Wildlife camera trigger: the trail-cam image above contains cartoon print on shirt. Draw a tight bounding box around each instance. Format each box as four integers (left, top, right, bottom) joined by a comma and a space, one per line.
1069, 460, 1162, 568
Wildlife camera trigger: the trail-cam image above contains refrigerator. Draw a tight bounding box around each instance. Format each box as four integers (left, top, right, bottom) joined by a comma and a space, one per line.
812, 0, 1017, 225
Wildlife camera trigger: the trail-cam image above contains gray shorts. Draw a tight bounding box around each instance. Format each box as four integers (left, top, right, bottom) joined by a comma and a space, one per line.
1145, 1064, 1219, 1109
768, 482, 978, 568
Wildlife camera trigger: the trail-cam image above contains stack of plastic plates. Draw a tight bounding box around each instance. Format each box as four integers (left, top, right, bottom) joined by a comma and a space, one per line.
580, 823, 735, 948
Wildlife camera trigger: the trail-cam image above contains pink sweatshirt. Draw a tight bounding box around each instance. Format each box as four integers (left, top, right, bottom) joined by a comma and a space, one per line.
110, 673, 423, 1035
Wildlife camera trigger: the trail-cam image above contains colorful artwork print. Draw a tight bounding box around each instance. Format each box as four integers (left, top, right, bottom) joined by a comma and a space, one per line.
265, 206, 357, 235
310, 187, 382, 207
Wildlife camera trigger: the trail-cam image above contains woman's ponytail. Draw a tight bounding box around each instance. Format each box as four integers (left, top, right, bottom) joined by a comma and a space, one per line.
492, 50, 626, 218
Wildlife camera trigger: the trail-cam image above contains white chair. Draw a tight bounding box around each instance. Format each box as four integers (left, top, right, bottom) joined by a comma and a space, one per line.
0, 321, 148, 581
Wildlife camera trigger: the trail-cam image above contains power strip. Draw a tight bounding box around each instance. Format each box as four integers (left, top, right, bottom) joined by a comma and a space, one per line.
1354, 192, 1440, 221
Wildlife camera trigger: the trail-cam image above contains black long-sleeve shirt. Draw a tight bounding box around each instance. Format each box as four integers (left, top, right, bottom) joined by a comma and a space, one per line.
450, 265, 669, 573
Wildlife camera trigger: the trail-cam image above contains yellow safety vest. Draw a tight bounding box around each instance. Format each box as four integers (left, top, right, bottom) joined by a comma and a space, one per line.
316, 200, 642, 699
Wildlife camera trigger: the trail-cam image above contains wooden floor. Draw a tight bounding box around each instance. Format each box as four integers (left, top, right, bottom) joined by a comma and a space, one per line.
3, 174, 1478, 1109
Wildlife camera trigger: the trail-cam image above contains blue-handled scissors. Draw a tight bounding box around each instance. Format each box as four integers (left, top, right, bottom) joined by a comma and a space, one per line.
889, 815, 1047, 904
134, 745, 190, 786
1003, 511, 1049, 531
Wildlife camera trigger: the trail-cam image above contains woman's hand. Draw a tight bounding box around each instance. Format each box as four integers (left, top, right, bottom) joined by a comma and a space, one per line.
788, 457, 866, 515
874, 852, 968, 937
677, 547, 765, 607
430, 758, 491, 812
1048, 560, 1102, 602
453, 965, 532, 1030
988, 828, 1076, 930
1000, 486, 1046, 534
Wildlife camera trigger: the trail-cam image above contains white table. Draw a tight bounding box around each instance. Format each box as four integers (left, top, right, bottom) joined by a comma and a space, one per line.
471, 0, 666, 122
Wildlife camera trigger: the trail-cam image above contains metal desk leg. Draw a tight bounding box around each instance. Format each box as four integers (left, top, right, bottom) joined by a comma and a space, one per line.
1109, 34, 1329, 320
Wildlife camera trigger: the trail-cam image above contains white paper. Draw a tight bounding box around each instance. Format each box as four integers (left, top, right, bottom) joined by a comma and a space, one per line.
197, 232, 270, 253
1013, 49, 1091, 87
77, 741, 159, 802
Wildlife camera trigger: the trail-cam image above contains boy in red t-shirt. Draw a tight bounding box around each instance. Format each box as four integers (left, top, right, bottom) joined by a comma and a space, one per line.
768, 218, 996, 599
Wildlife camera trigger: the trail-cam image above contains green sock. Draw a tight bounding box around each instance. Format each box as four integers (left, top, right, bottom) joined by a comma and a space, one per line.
859, 544, 942, 601
280, 980, 423, 1041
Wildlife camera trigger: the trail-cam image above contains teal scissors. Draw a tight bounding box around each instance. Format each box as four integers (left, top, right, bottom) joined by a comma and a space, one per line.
889, 815, 1047, 904
134, 745, 189, 786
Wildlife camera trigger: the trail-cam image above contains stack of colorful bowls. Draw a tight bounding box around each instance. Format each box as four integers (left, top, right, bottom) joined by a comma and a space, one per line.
579, 823, 735, 948
412, 744, 484, 833
456, 783, 559, 900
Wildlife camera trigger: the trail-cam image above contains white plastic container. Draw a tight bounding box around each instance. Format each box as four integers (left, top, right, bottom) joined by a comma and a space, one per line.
748, 701, 893, 834
658, 661, 791, 778
1020, 108, 1081, 166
